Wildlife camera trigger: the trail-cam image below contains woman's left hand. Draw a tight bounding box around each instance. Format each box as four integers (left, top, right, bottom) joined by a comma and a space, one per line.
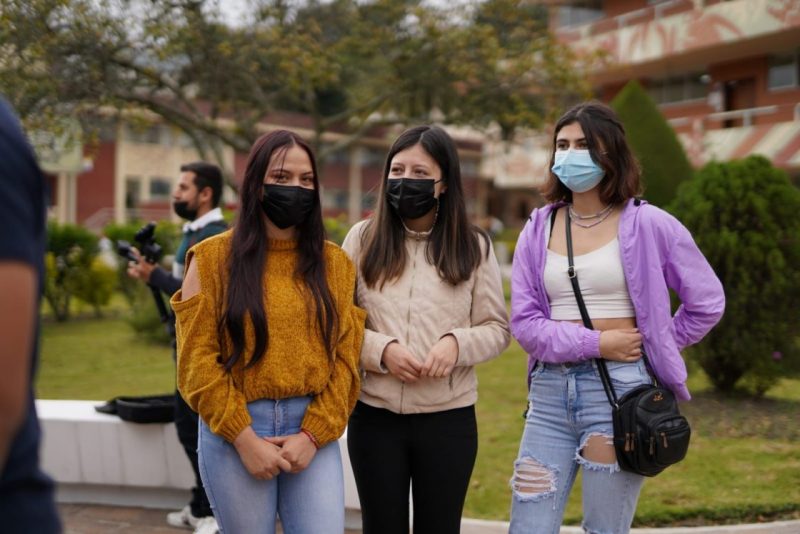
421, 334, 459, 378
263, 433, 318, 473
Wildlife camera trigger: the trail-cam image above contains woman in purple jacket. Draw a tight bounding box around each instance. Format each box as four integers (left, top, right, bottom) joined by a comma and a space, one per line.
508, 102, 724, 533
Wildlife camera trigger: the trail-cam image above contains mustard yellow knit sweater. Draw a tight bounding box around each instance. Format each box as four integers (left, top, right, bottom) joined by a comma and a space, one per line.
171, 230, 366, 446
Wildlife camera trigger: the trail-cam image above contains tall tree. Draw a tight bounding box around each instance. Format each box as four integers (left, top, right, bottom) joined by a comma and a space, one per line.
611, 80, 694, 207
0, 0, 590, 171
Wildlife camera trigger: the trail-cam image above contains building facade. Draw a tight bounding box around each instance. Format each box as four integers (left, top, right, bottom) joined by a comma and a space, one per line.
484, 0, 800, 226
43, 113, 485, 232
553, 0, 800, 172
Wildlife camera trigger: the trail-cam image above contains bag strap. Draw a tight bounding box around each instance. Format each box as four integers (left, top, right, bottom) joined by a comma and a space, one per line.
564, 208, 619, 408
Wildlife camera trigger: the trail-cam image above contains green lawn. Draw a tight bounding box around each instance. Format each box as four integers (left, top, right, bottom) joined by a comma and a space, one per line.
38, 317, 175, 400
469, 342, 800, 526
38, 318, 800, 526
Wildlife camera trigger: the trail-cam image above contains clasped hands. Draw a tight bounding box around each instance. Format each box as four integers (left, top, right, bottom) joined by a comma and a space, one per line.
233, 426, 318, 480
380, 334, 459, 383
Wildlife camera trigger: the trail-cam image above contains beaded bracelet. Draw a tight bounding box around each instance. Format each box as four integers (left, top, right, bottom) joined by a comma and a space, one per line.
301, 429, 320, 449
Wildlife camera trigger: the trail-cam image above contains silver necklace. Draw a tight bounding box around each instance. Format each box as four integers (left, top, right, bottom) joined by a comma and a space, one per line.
570, 206, 614, 229
568, 203, 612, 220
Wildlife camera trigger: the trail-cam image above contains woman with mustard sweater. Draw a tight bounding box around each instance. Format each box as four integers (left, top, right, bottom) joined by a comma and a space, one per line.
171, 130, 366, 534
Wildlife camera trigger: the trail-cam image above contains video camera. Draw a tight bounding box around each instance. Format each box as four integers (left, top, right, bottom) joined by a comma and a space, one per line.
116, 222, 173, 337
116, 222, 163, 265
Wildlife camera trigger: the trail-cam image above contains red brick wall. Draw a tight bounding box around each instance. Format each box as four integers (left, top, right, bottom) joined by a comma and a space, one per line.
77, 141, 116, 224
605, 0, 649, 19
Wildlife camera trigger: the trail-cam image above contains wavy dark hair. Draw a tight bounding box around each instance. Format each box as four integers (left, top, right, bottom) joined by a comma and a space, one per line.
221, 130, 337, 370
542, 101, 642, 204
360, 125, 488, 289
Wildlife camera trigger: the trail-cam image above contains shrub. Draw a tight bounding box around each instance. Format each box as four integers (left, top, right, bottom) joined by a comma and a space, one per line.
126, 284, 173, 345
44, 223, 98, 321
324, 215, 352, 246
73, 258, 118, 317
611, 80, 694, 208
669, 155, 800, 397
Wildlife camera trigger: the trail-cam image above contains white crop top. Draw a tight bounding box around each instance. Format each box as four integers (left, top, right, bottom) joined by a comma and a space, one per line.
544, 237, 635, 321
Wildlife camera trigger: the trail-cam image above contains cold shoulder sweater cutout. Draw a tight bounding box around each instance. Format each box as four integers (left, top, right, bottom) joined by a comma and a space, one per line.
171, 231, 366, 446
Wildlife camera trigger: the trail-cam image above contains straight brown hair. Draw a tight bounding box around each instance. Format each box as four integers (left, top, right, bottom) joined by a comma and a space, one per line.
360, 125, 488, 289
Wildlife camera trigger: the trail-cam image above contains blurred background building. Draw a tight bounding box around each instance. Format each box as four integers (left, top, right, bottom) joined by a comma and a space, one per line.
39, 0, 800, 230
484, 0, 800, 225
40, 112, 483, 232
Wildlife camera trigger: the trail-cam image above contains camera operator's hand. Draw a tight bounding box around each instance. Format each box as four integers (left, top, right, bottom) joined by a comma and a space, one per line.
126, 247, 157, 284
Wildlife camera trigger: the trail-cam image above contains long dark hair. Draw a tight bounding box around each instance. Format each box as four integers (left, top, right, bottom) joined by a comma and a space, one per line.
361, 125, 488, 288
542, 101, 642, 204
221, 130, 338, 370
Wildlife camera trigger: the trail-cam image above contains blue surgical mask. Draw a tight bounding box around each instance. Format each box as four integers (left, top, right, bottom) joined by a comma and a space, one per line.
551, 149, 605, 193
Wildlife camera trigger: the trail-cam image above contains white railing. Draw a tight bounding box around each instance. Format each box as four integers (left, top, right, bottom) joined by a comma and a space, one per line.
667, 104, 800, 129
707, 105, 779, 127
557, 0, 693, 37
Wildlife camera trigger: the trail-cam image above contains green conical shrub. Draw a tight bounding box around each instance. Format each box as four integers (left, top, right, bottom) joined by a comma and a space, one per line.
611, 80, 693, 207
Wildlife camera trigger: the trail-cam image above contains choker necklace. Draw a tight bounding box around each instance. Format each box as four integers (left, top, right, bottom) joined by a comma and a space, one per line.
570, 205, 614, 229
568, 203, 612, 220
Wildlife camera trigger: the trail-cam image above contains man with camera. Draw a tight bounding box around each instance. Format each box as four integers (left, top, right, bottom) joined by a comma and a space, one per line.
127, 162, 226, 534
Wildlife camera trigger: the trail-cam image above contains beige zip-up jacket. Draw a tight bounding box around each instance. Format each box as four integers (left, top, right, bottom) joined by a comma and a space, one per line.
342, 220, 510, 414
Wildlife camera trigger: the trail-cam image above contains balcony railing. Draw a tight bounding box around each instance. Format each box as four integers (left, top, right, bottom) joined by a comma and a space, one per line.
667, 103, 800, 129
556, 0, 799, 71
556, 0, 695, 39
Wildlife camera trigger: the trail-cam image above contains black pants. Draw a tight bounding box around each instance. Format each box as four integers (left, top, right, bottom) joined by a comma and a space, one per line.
174, 390, 213, 518
347, 401, 478, 534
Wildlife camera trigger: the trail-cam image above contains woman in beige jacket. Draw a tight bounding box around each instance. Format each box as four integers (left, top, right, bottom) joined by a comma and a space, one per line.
342, 125, 510, 534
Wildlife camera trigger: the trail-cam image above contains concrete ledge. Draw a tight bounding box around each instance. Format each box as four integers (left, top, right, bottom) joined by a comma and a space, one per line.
37, 400, 194, 493
36, 400, 361, 511
55, 483, 189, 511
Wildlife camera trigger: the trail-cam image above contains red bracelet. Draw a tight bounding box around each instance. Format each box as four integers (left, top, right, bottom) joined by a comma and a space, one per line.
301, 429, 320, 449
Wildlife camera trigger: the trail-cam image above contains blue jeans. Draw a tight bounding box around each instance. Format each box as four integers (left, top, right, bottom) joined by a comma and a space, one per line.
198, 396, 344, 534
509, 359, 652, 534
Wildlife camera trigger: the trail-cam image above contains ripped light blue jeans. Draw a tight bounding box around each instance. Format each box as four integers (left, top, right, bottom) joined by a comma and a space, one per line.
509, 359, 652, 534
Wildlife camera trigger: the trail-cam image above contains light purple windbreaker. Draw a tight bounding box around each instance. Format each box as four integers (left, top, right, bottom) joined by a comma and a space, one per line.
510, 198, 725, 401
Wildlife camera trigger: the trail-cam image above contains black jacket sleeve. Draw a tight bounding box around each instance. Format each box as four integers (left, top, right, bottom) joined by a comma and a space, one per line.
149, 266, 183, 296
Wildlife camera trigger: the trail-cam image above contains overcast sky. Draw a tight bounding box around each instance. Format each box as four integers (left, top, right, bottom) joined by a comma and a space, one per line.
215, 0, 476, 26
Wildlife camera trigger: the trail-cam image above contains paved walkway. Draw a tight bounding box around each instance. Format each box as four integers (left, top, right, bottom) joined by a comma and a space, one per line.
60, 504, 800, 534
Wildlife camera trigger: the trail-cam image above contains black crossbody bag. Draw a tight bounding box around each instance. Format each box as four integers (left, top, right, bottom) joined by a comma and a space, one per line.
563, 209, 691, 477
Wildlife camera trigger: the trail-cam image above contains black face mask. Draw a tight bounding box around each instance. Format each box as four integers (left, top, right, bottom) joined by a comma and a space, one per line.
386, 178, 441, 220
173, 201, 198, 221
261, 184, 316, 229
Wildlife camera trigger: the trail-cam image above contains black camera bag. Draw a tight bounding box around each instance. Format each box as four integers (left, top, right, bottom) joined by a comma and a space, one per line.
563, 209, 691, 477
95, 394, 175, 424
